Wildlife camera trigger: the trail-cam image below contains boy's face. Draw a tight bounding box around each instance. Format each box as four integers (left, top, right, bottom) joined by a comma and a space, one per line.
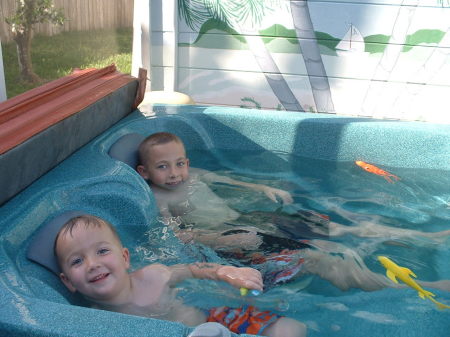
137, 140, 190, 191
56, 223, 130, 303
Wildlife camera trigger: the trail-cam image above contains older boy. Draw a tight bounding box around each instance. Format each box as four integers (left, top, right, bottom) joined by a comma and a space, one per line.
136, 132, 316, 253
133, 131, 450, 292
136, 132, 450, 251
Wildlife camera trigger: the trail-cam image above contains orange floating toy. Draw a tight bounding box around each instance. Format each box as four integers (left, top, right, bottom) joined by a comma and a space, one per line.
355, 161, 400, 183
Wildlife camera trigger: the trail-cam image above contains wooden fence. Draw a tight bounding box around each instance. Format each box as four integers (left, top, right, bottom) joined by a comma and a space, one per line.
0, 0, 133, 43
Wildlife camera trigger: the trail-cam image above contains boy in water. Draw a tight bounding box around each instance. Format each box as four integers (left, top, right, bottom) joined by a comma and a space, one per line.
136, 132, 312, 253
136, 132, 450, 251
135, 132, 450, 291
55, 214, 307, 337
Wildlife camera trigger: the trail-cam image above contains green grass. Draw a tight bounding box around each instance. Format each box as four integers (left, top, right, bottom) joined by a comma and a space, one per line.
2, 27, 133, 98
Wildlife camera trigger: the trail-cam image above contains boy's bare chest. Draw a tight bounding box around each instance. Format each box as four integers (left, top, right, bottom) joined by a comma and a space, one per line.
127, 282, 178, 317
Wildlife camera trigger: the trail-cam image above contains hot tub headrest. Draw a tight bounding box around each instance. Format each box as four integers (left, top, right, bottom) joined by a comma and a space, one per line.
108, 133, 145, 169
27, 210, 88, 274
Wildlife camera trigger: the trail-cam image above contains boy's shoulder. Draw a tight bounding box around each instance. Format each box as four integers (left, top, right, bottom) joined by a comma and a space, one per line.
189, 167, 209, 177
133, 263, 172, 282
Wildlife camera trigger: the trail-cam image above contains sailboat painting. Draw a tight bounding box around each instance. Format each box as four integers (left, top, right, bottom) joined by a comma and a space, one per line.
336, 24, 367, 56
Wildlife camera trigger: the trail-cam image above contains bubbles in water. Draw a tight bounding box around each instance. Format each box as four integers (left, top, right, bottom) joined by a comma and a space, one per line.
330, 324, 341, 331
317, 302, 349, 312
351, 311, 406, 325
276, 299, 290, 312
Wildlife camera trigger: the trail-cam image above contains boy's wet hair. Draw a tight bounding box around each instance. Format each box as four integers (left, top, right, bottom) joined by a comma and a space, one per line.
138, 132, 184, 165
54, 215, 121, 258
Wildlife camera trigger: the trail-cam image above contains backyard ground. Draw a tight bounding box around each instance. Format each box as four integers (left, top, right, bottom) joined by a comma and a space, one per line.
2, 27, 132, 98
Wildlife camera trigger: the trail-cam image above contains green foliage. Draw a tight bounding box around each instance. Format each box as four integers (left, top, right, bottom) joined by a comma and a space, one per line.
259, 24, 297, 38
364, 30, 446, 54
240, 97, 261, 109
178, 0, 209, 30
186, 21, 341, 54
260, 26, 339, 54
5, 0, 65, 32
178, 0, 276, 30
185, 15, 449, 56
362, 34, 390, 54
314, 32, 340, 51
201, 0, 235, 27
194, 18, 244, 44
2, 28, 133, 98
403, 29, 446, 52
239, 97, 285, 111
233, 0, 267, 26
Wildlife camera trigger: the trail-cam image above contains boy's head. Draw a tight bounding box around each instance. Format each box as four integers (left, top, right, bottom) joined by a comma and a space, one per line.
54, 215, 130, 303
137, 132, 190, 191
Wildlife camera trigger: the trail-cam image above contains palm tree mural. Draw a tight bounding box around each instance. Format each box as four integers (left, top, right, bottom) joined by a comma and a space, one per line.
289, 0, 335, 112
361, 0, 420, 116
178, 0, 305, 111
391, 23, 450, 117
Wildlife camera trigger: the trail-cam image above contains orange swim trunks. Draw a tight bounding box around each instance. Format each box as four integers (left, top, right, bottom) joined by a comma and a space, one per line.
206, 305, 280, 335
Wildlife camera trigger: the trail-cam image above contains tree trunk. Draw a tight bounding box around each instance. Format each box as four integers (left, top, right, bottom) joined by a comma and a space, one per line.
243, 30, 305, 112
361, 0, 419, 117
13, 29, 41, 84
390, 25, 450, 117
290, 0, 335, 113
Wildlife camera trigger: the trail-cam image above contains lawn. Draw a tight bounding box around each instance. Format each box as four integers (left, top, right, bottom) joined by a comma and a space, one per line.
2, 27, 133, 98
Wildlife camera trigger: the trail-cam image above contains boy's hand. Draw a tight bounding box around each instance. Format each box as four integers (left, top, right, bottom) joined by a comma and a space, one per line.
216, 266, 263, 291
261, 186, 293, 204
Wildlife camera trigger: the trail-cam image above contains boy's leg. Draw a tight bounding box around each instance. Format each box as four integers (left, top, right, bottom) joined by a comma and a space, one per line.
419, 280, 450, 292
327, 220, 450, 238
240, 210, 330, 240
192, 230, 263, 251
256, 232, 312, 254
263, 317, 307, 337
301, 248, 393, 291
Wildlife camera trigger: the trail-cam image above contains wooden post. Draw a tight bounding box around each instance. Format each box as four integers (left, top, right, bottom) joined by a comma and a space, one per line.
0, 39, 6, 102
132, 0, 151, 91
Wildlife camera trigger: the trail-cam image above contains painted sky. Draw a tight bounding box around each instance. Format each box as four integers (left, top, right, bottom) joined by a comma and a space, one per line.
176, 0, 450, 42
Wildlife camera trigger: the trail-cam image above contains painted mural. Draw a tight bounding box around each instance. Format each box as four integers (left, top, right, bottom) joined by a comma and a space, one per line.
155, 0, 450, 122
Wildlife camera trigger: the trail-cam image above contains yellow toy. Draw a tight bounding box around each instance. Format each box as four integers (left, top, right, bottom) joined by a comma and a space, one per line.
378, 256, 450, 310
240, 287, 261, 297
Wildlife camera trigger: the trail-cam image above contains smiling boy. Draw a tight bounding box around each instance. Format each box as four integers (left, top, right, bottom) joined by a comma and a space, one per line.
136, 132, 299, 252
54, 214, 307, 336
136, 132, 450, 250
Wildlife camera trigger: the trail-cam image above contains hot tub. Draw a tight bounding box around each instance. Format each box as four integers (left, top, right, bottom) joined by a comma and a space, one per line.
0, 102, 449, 337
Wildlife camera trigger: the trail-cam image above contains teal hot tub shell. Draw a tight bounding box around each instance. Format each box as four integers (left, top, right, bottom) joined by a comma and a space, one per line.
0, 103, 449, 337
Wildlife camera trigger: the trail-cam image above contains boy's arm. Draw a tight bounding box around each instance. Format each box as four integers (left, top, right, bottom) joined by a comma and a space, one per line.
195, 168, 293, 204
167, 262, 263, 291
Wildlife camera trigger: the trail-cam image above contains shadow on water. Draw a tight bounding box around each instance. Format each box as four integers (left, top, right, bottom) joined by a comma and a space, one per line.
291, 116, 397, 170
152, 105, 293, 173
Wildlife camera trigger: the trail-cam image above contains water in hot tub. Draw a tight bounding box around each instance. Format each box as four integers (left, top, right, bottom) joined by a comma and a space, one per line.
132, 148, 450, 337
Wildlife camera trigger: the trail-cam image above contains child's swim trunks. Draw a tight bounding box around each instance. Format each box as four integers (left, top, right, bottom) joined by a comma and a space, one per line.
220, 229, 312, 254
258, 251, 306, 286
238, 209, 330, 240
217, 231, 309, 288
207, 305, 280, 335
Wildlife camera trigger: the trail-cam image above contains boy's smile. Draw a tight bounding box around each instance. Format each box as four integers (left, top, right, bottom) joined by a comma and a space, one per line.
137, 140, 190, 191
90, 272, 110, 283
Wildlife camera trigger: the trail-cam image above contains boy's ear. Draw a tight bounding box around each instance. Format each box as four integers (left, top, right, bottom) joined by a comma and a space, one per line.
122, 247, 130, 269
59, 273, 77, 293
136, 165, 149, 180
